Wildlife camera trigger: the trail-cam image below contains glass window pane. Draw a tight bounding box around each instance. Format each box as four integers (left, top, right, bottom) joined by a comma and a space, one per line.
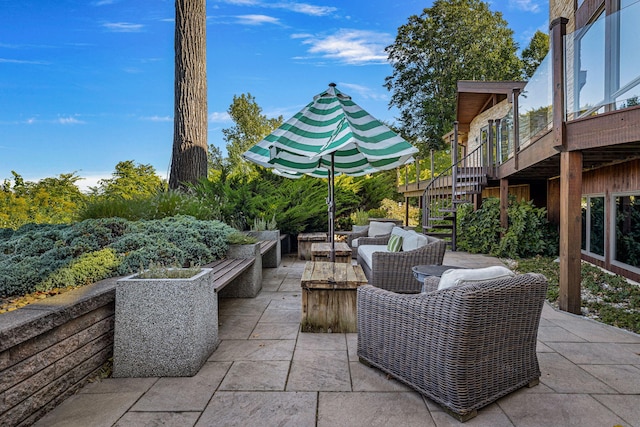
589, 197, 605, 256
577, 13, 605, 115
615, 195, 640, 268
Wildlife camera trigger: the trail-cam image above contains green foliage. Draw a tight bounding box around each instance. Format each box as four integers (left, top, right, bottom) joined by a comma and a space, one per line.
521, 30, 549, 79
0, 172, 86, 229
92, 160, 163, 199
136, 266, 202, 279
0, 216, 235, 297
36, 248, 120, 292
223, 93, 283, 178
385, 0, 522, 154
226, 232, 258, 245
367, 208, 387, 219
514, 257, 640, 334
80, 190, 220, 221
351, 209, 369, 226
251, 214, 277, 231
457, 197, 558, 258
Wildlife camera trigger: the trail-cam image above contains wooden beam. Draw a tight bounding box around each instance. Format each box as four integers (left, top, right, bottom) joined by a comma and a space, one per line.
551, 17, 568, 150
559, 150, 582, 314
500, 179, 509, 233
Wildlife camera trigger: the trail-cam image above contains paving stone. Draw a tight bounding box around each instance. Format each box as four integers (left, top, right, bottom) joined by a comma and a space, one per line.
538, 352, 615, 393
250, 322, 300, 340
498, 393, 628, 427
79, 377, 157, 394
430, 403, 514, 427
259, 308, 301, 323
219, 360, 290, 391
579, 364, 640, 393
317, 391, 432, 427
296, 332, 347, 351
218, 314, 260, 340
114, 411, 200, 427
537, 325, 586, 342
32, 392, 141, 427
287, 348, 350, 391
209, 339, 295, 361
346, 333, 358, 361
130, 362, 231, 412
349, 361, 412, 392
196, 391, 316, 427
592, 394, 640, 427
546, 342, 640, 364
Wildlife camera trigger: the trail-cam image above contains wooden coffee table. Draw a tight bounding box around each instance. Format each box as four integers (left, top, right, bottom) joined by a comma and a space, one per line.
310, 242, 351, 263
300, 261, 368, 333
297, 232, 327, 260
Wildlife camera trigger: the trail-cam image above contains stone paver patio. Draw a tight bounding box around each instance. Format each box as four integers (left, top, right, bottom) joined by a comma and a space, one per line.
34, 252, 640, 427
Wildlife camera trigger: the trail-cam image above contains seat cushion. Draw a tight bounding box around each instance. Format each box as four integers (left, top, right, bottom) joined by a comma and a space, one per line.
368, 221, 395, 237
437, 266, 515, 290
357, 245, 387, 270
402, 231, 428, 251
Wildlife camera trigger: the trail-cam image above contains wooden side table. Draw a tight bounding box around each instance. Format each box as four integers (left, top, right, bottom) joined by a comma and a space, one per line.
297, 232, 327, 260
310, 242, 351, 263
300, 261, 368, 333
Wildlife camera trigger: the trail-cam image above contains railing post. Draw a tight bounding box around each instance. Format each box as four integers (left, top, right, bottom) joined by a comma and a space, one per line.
512, 88, 521, 170
487, 119, 494, 175
551, 17, 568, 149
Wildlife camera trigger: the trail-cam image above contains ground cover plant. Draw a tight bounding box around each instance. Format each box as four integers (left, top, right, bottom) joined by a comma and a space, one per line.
515, 256, 640, 334
0, 216, 236, 311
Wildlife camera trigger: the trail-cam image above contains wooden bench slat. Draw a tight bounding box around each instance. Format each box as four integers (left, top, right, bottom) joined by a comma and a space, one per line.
259, 240, 277, 256
205, 258, 255, 292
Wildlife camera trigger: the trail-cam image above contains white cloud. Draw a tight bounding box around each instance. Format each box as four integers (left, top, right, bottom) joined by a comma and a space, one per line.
57, 117, 85, 125
103, 22, 144, 32
93, 0, 117, 5
0, 58, 49, 65
209, 112, 232, 122
235, 14, 281, 25
338, 83, 387, 101
142, 116, 172, 122
217, 0, 336, 16
509, 0, 541, 13
297, 29, 392, 65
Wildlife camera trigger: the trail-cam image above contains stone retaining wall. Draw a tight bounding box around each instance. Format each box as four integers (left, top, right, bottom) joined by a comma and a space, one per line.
0, 278, 117, 426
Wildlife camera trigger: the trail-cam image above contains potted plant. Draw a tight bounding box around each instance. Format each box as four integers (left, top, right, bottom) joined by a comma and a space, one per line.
247, 214, 281, 268
113, 266, 217, 378
351, 209, 370, 233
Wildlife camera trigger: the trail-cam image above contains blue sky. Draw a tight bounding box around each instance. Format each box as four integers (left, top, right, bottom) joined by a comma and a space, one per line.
0, 0, 548, 191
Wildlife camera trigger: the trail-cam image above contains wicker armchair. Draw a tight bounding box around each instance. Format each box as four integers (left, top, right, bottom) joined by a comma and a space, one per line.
335, 227, 370, 259
357, 273, 548, 422
356, 234, 446, 293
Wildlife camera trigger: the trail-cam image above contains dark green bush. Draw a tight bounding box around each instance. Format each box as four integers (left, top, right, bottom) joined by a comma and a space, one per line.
457, 196, 558, 258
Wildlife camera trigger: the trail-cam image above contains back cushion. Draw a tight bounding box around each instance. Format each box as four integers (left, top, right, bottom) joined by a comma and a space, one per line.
402, 231, 428, 251
368, 221, 395, 237
437, 266, 515, 290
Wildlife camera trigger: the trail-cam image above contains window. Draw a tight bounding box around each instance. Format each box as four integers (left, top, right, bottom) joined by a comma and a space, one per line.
613, 194, 640, 269
581, 195, 605, 258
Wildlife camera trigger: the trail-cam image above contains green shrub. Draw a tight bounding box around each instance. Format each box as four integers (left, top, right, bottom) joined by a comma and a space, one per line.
226, 232, 258, 245
36, 248, 121, 292
367, 208, 387, 219
457, 196, 557, 258
0, 216, 236, 297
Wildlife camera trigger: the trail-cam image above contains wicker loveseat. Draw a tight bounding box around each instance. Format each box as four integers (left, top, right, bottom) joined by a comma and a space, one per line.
356, 228, 446, 293
356, 273, 548, 422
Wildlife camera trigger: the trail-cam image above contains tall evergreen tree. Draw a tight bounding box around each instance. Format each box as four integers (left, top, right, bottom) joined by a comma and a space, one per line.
385, 0, 522, 155
521, 30, 550, 79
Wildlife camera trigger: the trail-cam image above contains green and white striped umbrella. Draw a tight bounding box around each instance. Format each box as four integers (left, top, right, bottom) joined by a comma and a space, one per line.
243, 83, 417, 177
243, 83, 417, 259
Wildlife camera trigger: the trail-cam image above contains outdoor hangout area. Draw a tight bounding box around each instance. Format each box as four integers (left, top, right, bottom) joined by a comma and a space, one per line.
28, 249, 640, 427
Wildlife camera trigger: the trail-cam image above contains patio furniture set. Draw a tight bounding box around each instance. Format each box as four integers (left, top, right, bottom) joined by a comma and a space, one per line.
298, 223, 548, 422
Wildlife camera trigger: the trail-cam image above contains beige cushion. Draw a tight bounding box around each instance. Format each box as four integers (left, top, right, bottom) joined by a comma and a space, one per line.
357, 245, 387, 269
402, 231, 428, 251
437, 266, 515, 291
368, 221, 395, 237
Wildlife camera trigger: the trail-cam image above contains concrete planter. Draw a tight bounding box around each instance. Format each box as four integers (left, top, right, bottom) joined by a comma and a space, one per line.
218, 242, 262, 297
113, 268, 217, 378
247, 229, 281, 267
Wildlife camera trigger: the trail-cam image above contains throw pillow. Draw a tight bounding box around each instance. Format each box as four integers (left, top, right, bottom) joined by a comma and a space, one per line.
437, 266, 515, 290
367, 221, 395, 237
402, 231, 428, 251
387, 234, 403, 252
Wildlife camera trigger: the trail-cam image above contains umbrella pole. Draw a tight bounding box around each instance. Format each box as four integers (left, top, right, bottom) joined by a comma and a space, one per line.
329, 153, 336, 262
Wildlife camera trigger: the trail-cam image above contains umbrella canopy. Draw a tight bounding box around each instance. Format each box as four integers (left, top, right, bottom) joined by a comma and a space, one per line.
243, 83, 418, 260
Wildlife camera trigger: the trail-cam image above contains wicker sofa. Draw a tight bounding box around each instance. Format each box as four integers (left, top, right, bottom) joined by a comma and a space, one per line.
357, 273, 548, 422
356, 228, 446, 293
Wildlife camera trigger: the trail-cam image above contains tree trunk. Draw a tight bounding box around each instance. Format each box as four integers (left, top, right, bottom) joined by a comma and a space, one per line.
169, 0, 208, 190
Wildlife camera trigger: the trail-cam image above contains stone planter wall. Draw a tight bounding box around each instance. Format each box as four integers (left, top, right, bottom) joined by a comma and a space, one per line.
218, 243, 262, 298
0, 278, 117, 426
247, 230, 281, 267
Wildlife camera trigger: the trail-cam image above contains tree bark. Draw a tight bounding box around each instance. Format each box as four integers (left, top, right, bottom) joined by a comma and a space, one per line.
169, 0, 208, 189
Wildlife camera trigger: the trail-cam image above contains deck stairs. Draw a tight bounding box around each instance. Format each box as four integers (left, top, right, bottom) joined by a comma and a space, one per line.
422, 144, 489, 250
